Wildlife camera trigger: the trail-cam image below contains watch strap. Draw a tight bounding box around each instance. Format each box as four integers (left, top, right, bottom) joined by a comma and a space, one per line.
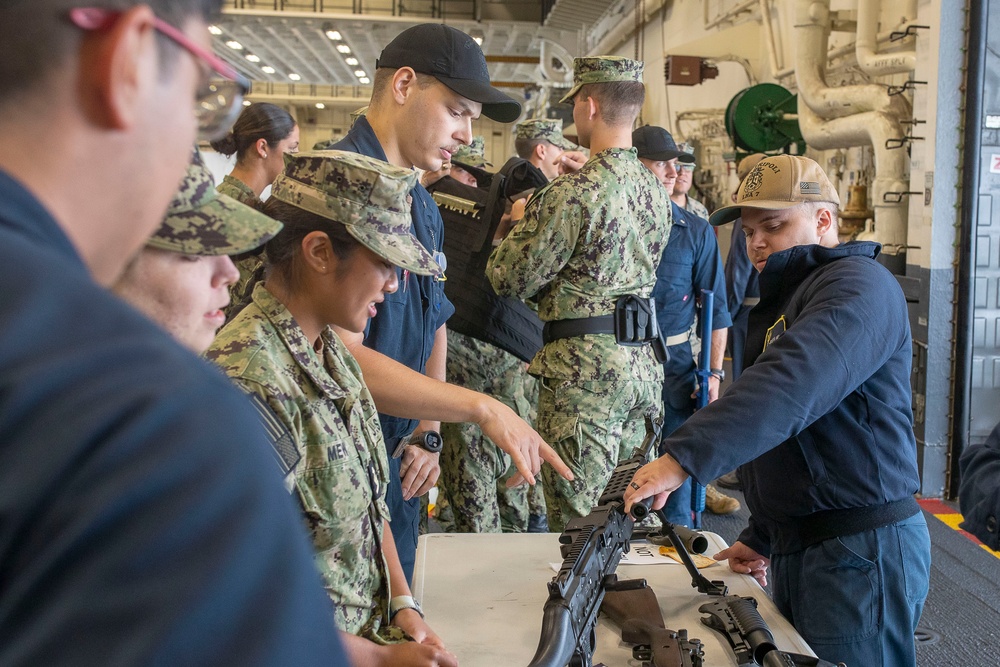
389, 594, 424, 620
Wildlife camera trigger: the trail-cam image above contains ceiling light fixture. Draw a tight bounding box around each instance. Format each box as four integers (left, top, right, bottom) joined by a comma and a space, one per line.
245, 54, 260, 63
336, 44, 351, 54
208, 25, 222, 35
225, 40, 243, 50
316, 102, 326, 109
359, 77, 370, 85
469, 28, 485, 46
288, 73, 301, 81
322, 22, 342, 41
345, 57, 359, 66
242, 100, 252, 106
261, 65, 276, 74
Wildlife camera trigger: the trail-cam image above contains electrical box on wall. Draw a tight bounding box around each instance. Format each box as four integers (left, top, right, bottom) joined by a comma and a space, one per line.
664, 56, 719, 86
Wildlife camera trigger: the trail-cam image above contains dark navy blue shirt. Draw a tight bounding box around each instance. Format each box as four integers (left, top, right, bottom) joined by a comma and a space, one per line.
0, 169, 347, 665
334, 118, 455, 443
652, 203, 730, 416
725, 221, 759, 321
724, 221, 759, 379
653, 202, 732, 339
960, 420, 1000, 550
662, 242, 919, 556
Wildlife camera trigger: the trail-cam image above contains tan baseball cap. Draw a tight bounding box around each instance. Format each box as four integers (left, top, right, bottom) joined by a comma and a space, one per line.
270, 150, 441, 276
737, 153, 767, 181
708, 154, 841, 227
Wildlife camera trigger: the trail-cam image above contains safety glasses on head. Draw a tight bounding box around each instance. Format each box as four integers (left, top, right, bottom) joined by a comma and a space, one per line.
68, 7, 250, 141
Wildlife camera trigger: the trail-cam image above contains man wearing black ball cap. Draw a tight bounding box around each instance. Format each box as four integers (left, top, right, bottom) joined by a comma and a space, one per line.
333, 23, 572, 584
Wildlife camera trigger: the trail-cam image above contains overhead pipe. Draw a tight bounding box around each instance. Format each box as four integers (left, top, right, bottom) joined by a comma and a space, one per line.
588, 0, 666, 56
856, 0, 917, 76
759, 0, 784, 75
795, 0, 910, 119
794, 0, 910, 264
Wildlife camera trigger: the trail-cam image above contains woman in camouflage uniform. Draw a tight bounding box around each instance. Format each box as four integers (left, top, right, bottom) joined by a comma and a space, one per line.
207, 150, 456, 667
210, 102, 299, 318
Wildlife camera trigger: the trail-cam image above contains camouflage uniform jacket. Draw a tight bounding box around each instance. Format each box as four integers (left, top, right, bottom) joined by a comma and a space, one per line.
216, 174, 265, 211
487, 147, 672, 383
207, 284, 393, 637
684, 195, 709, 221
216, 175, 266, 317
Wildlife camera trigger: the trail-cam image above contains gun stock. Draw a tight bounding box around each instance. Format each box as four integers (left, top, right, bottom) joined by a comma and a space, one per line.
601, 582, 705, 667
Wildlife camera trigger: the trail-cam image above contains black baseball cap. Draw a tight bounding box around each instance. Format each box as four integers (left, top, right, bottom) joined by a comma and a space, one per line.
376, 24, 522, 123
631, 125, 696, 163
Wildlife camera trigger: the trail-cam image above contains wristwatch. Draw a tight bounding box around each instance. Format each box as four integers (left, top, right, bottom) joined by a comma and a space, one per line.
389, 595, 424, 620
710, 368, 725, 381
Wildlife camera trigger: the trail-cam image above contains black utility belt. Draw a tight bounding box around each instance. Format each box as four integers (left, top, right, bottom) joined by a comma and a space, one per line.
541, 295, 668, 363
773, 496, 920, 555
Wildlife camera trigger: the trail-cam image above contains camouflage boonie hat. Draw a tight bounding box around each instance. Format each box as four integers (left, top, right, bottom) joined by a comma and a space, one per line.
559, 56, 645, 103
270, 150, 441, 276
451, 136, 492, 169
147, 152, 282, 256
514, 119, 576, 151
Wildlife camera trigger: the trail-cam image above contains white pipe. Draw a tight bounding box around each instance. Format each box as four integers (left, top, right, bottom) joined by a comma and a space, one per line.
797, 103, 908, 250
794, 0, 910, 254
795, 0, 910, 119
588, 0, 666, 56
705, 0, 757, 30
759, 0, 784, 75
856, 0, 916, 76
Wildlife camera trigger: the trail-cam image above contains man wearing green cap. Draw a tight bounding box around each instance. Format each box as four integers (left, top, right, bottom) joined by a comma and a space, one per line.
514, 118, 582, 181
209, 151, 457, 667
488, 56, 672, 531
447, 135, 491, 186
115, 153, 282, 353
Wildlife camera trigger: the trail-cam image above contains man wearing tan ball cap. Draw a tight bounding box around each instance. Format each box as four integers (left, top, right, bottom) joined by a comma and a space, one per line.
626, 154, 930, 667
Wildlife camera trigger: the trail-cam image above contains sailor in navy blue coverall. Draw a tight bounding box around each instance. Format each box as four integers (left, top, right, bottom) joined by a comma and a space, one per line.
626, 155, 930, 667
331, 24, 571, 583
651, 201, 732, 525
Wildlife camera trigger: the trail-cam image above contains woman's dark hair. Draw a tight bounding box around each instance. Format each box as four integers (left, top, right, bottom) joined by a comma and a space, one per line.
261, 197, 362, 288
209, 102, 296, 162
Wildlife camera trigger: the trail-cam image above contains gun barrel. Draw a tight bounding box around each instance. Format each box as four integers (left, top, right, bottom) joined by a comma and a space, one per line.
727, 597, 778, 664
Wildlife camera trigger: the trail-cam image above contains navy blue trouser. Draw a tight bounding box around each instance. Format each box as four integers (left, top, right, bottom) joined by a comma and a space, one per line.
385, 442, 420, 584
659, 344, 696, 527
771, 512, 931, 667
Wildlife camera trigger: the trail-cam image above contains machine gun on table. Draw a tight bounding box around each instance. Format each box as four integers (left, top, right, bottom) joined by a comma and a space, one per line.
525, 417, 706, 667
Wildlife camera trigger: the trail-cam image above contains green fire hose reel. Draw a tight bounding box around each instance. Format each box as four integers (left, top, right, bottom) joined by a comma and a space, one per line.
725, 83, 803, 152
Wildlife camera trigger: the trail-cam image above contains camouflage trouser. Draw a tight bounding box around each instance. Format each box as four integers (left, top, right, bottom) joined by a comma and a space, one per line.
440, 332, 542, 533
538, 376, 661, 533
